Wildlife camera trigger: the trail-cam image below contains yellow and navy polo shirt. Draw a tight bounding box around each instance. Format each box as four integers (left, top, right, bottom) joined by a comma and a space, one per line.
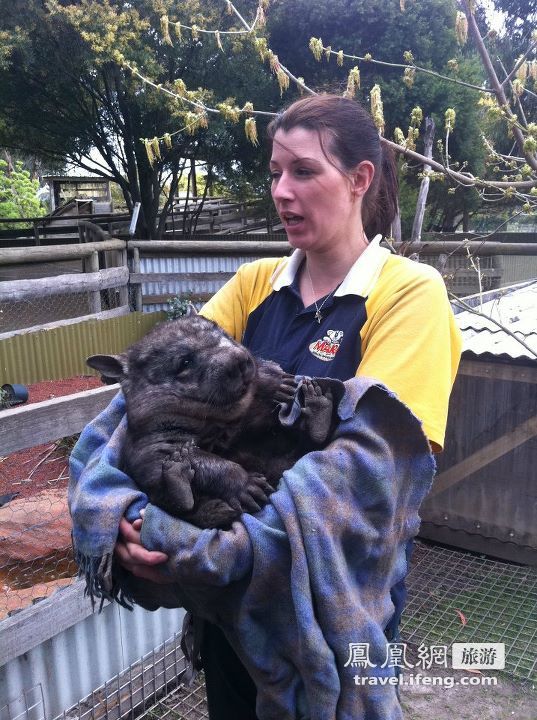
201, 235, 462, 451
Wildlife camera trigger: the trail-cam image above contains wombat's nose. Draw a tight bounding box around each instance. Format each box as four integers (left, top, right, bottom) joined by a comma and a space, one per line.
223, 352, 254, 384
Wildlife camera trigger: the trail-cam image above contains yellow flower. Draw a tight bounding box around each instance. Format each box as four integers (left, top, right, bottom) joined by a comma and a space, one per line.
163, 133, 172, 149
269, 51, 280, 73
151, 137, 161, 161
276, 68, 289, 95
445, 108, 456, 132
309, 37, 323, 62
325, 45, 331, 61
512, 78, 525, 97
345, 66, 360, 98
403, 50, 414, 64
455, 11, 468, 46
245, 117, 259, 145
215, 30, 223, 51
242, 101, 254, 115
175, 22, 183, 41
174, 79, 187, 97
296, 77, 305, 95
191, 24, 200, 41
394, 127, 406, 146
256, 5, 266, 27
160, 15, 173, 46
403, 67, 415, 88
337, 50, 344, 67
255, 37, 268, 61
217, 103, 241, 123
144, 139, 155, 167
410, 106, 422, 128
370, 85, 384, 135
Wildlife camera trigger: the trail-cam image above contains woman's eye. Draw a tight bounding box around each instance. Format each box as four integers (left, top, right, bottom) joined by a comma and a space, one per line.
295, 168, 313, 177
269, 171, 281, 180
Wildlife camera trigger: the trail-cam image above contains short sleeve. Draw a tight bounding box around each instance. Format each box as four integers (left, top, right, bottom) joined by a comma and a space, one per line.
357, 260, 462, 452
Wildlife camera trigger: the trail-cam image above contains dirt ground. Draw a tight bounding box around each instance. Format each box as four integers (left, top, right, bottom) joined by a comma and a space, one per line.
400, 663, 536, 719
0, 375, 102, 499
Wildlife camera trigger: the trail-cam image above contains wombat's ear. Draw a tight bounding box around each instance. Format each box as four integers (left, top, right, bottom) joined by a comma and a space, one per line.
86, 354, 128, 380
184, 302, 198, 317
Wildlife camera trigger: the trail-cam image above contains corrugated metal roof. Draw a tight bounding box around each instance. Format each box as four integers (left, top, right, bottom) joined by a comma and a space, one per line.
452, 279, 537, 362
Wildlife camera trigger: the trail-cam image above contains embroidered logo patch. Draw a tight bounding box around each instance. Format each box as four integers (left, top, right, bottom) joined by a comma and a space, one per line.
309, 330, 344, 362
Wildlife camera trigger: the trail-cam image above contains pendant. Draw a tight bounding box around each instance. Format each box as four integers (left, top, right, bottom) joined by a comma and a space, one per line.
314, 309, 323, 324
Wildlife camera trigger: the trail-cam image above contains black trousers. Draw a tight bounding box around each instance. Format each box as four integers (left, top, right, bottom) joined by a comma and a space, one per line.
200, 622, 259, 720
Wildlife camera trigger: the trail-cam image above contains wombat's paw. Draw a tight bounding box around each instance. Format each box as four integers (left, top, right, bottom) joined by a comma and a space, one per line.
192, 499, 241, 529
301, 380, 334, 444
239, 473, 272, 513
274, 373, 298, 404
162, 448, 195, 511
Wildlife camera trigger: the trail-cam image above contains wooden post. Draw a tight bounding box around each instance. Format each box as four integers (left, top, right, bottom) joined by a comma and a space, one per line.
118, 248, 129, 307
87, 251, 101, 313
132, 247, 143, 312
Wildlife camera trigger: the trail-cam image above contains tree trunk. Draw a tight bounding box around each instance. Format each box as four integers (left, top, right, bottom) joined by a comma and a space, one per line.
190, 158, 198, 199
411, 117, 435, 242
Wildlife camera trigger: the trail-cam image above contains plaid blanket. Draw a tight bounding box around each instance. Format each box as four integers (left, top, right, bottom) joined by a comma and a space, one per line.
69, 377, 435, 720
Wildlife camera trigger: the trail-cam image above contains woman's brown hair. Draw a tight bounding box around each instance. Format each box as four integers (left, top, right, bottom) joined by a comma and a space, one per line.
267, 94, 398, 239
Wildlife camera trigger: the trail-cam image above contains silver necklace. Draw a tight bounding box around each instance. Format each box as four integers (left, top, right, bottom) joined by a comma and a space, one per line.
306, 264, 338, 324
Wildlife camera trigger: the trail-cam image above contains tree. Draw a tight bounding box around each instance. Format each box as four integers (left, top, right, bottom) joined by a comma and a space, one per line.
0, 157, 45, 226
1, 0, 535, 238
0, 0, 279, 238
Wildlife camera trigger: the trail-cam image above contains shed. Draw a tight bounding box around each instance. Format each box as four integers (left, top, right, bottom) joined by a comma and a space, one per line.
42, 175, 112, 213
419, 279, 537, 565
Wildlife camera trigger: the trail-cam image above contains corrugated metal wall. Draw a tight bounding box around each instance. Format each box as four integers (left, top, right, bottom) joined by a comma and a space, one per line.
419, 365, 537, 563
0, 312, 165, 385
0, 594, 185, 720
140, 254, 281, 312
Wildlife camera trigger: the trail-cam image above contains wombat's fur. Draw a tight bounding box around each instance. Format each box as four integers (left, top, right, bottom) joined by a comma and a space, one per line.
87, 315, 338, 529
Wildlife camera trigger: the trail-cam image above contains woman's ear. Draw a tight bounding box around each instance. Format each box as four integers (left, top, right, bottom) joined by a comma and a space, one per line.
350, 160, 375, 198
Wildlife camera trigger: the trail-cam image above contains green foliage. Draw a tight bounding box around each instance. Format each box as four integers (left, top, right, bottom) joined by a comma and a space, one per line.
267, 0, 489, 229
0, 159, 44, 226
0, 0, 279, 238
166, 292, 201, 320
0, 386, 10, 408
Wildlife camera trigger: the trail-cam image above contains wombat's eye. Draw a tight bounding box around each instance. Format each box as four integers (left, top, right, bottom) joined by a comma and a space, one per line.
176, 354, 194, 374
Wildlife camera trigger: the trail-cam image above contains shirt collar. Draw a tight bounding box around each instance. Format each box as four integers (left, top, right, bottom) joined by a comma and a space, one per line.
270, 234, 391, 298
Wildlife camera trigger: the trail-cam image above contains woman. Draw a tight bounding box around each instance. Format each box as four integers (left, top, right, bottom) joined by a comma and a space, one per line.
101, 95, 461, 718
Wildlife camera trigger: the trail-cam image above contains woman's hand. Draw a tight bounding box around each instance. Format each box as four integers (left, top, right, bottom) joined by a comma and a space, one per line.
115, 515, 172, 584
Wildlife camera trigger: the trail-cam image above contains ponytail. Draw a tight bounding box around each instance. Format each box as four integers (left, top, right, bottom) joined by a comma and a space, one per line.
363, 144, 399, 239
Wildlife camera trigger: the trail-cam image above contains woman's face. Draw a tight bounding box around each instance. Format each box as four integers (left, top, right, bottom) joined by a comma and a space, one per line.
269, 127, 366, 254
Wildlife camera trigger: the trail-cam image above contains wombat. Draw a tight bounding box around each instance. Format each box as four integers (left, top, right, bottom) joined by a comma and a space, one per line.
87, 314, 339, 529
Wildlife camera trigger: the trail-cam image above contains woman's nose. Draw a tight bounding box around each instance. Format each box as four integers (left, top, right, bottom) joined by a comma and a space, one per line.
272, 173, 294, 201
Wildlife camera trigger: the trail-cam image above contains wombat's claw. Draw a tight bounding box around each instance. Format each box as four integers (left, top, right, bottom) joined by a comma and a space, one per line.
239, 473, 271, 513
240, 496, 262, 513
275, 375, 298, 403
193, 499, 240, 529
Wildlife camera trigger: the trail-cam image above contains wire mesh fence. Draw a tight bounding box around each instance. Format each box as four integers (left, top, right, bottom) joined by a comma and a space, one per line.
403, 540, 537, 682
0, 375, 103, 620
0, 261, 128, 335
0, 436, 78, 620
58, 634, 190, 720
